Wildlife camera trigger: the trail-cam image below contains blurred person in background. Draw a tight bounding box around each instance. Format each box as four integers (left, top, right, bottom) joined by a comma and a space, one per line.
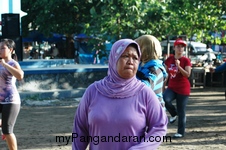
163, 38, 192, 138
135, 35, 168, 110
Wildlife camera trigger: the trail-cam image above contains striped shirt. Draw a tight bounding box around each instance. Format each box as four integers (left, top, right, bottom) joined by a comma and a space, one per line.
137, 60, 168, 109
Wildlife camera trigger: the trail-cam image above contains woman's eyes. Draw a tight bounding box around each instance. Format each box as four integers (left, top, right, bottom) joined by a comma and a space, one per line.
121, 55, 138, 60
133, 57, 139, 60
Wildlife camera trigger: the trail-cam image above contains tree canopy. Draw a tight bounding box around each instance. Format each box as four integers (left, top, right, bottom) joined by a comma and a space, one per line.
21, 0, 226, 43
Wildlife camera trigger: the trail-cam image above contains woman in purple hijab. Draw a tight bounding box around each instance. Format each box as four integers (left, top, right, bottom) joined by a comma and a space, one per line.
72, 39, 168, 150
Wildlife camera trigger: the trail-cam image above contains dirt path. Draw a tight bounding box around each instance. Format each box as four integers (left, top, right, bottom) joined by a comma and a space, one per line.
0, 87, 226, 150
159, 87, 226, 150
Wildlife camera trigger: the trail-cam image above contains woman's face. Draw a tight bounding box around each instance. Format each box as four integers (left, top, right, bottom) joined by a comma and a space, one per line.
174, 44, 185, 55
0, 43, 12, 58
116, 46, 140, 79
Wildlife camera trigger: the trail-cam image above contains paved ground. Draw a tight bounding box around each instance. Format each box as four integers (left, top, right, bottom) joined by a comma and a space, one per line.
0, 87, 226, 150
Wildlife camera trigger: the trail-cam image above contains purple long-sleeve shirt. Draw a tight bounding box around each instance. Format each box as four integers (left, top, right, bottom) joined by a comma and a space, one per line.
72, 84, 168, 150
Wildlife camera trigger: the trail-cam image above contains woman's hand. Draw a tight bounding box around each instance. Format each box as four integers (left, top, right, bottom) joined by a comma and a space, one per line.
175, 59, 180, 67
0, 58, 7, 67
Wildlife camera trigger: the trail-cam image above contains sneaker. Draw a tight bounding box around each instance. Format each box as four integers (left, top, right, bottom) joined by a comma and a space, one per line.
169, 115, 177, 123
173, 133, 183, 138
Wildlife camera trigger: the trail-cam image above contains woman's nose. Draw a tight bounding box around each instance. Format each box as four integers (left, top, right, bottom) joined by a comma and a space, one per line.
127, 57, 134, 64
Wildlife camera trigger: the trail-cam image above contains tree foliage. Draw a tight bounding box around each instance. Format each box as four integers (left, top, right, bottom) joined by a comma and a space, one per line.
86, 0, 168, 41
164, 0, 226, 42
21, 0, 93, 37
21, 0, 226, 43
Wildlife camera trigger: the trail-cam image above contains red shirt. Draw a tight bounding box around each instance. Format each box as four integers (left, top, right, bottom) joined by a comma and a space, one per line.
164, 56, 191, 95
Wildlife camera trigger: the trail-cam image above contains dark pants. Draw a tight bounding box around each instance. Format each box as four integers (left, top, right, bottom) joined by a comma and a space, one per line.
0, 104, 20, 134
163, 88, 188, 135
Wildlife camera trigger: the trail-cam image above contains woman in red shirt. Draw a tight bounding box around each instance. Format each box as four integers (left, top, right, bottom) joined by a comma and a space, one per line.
163, 38, 192, 138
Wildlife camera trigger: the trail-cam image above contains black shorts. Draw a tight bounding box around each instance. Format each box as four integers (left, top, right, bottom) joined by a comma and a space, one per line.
0, 103, 20, 134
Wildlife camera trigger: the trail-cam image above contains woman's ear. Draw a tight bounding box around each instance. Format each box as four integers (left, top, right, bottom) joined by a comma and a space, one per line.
10, 48, 14, 53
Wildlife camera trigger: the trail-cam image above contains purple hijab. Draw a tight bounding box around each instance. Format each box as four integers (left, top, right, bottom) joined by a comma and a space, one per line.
94, 39, 145, 98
